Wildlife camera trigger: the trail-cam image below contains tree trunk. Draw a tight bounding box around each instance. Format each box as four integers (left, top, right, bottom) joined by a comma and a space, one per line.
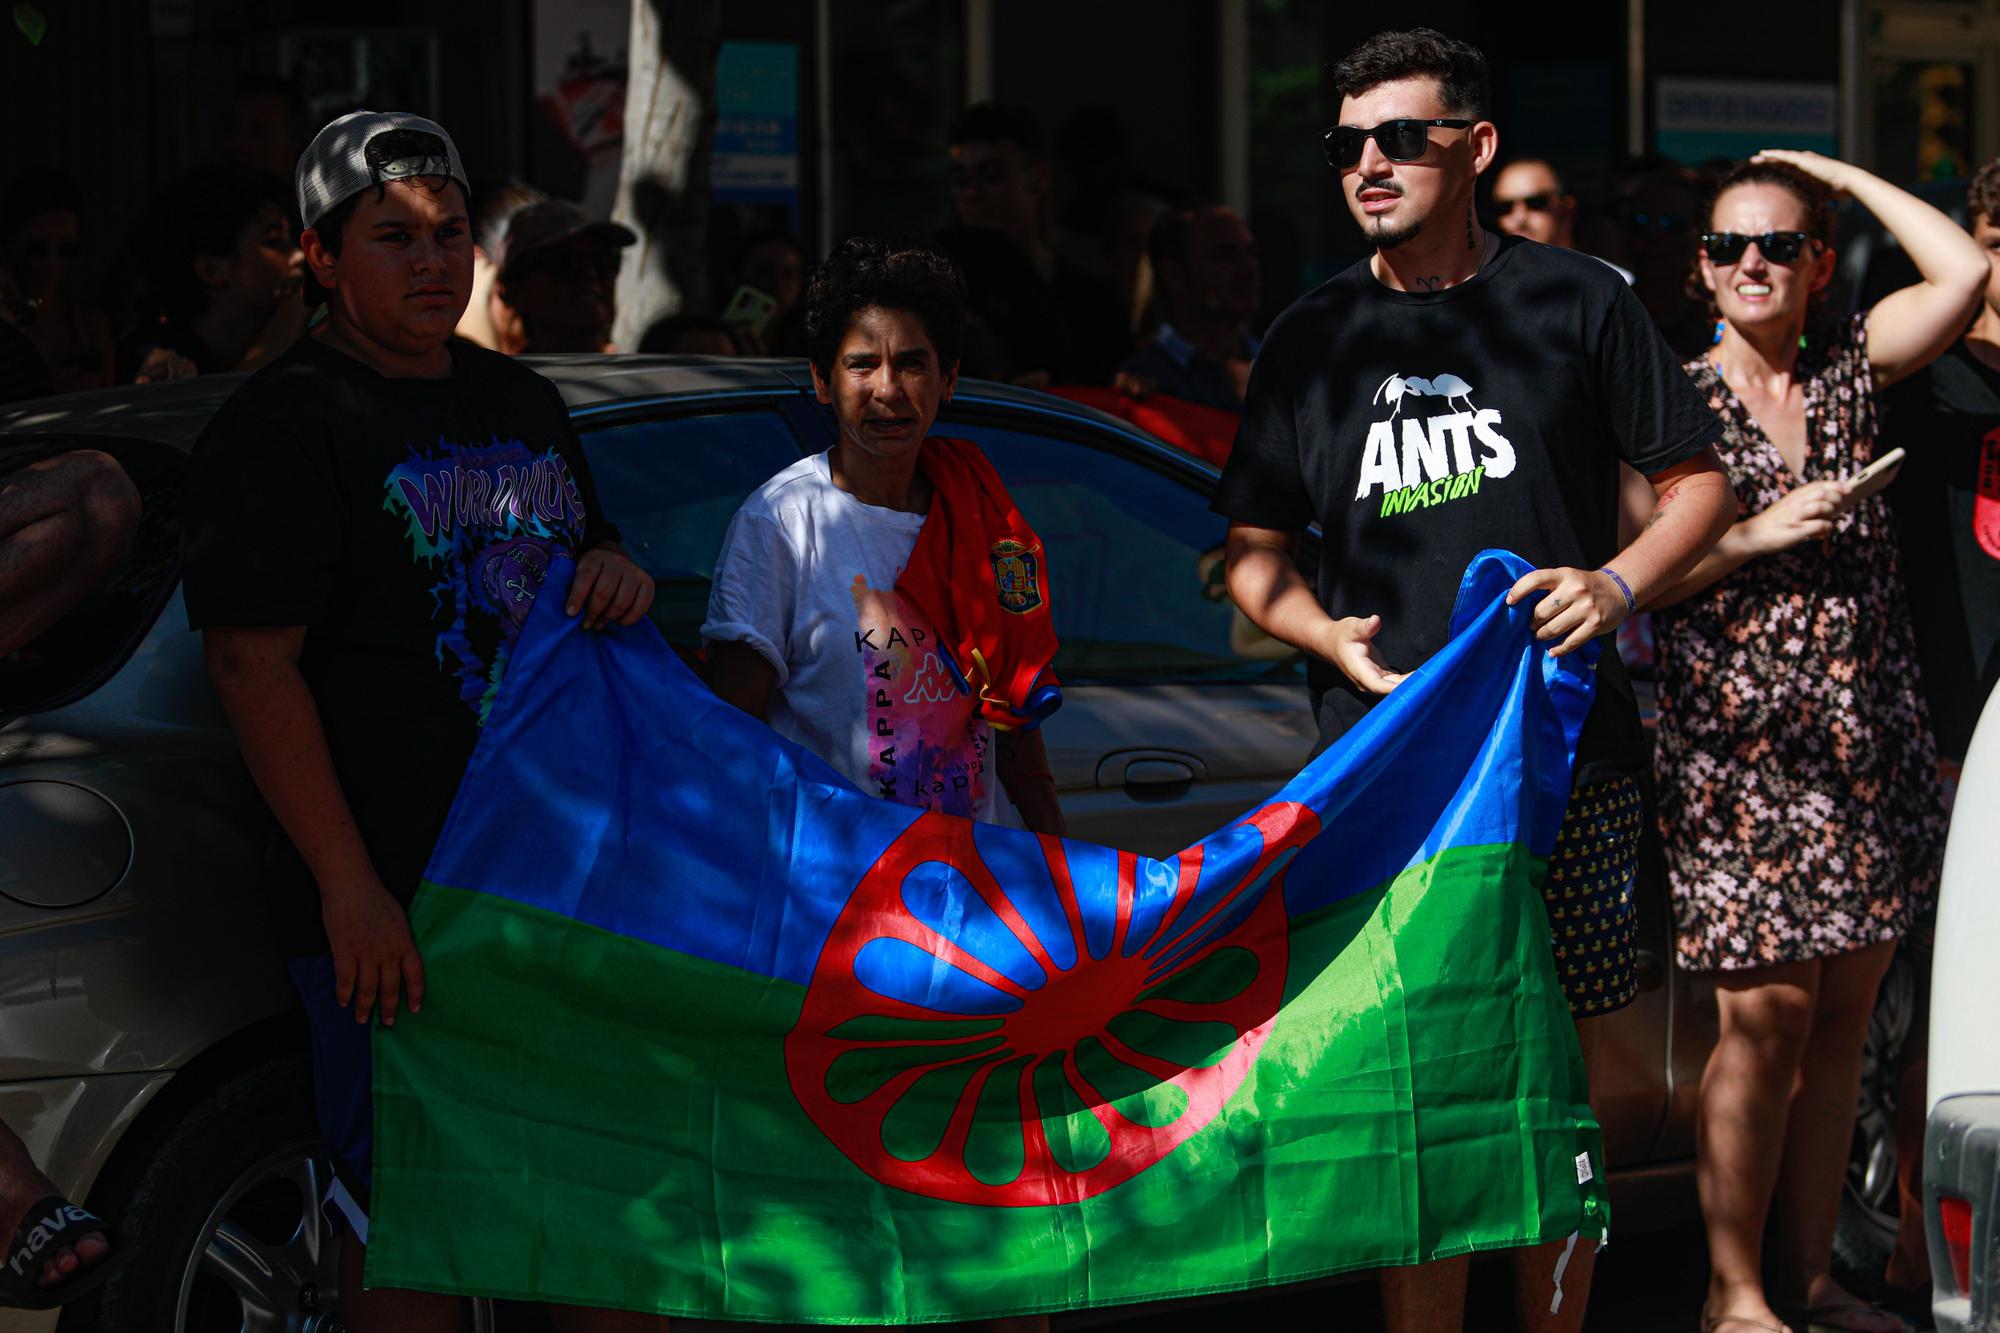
610, 0, 722, 352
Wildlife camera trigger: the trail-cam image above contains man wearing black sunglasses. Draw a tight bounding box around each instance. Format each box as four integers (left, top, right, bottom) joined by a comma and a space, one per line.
1214, 28, 1736, 1333
1490, 158, 1636, 285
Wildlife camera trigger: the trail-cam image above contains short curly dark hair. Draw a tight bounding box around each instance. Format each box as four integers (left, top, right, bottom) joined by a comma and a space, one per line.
1330, 28, 1490, 122
1969, 157, 2000, 228
804, 237, 967, 377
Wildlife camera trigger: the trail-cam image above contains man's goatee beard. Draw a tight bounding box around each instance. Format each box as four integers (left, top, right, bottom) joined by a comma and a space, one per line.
1369, 217, 1422, 251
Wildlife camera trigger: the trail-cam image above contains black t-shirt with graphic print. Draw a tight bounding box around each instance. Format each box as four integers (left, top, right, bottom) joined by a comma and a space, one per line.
182, 335, 617, 954
1212, 236, 1721, 783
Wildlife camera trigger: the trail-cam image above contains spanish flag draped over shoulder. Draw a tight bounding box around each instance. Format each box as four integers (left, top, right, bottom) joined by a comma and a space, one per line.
367, 550, 1608, 1323
895, 435, 1061, 731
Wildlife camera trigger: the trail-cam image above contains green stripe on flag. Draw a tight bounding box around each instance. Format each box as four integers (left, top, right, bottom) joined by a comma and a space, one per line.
367, 841, 1604, 1322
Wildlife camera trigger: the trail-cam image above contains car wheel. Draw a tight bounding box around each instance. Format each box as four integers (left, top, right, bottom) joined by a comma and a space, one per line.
66, 1052, 496, 1333
1833, 946, 1922, 1286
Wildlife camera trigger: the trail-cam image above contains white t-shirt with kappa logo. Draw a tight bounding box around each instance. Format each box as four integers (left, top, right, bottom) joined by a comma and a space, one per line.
703, 450, 1000, 822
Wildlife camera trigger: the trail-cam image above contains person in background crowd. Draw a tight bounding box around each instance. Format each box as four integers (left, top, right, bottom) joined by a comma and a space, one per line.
456, 183, 547, 352
638, 313, 739, 356
936, 102, 1131, 386
1116, 204, 1261, 410
727, 231, 806, 354
493, 198, 636, 354
738, 231, 804, 317
1640, 152, 1984, 1333
123, 166, 305, 382
181, 109, 659, 1333
1, 169, 116, 394
1883, 156, 2000, 776
1492, 157, 1635, 283
227, 76, 311, 184
1608, 162, 1716, 357
1213, 29, 1735, 1333
1049, 105, 1182, 297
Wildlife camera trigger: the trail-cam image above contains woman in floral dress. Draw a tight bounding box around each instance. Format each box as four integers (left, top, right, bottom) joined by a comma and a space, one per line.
1645, 153, 1985, 1333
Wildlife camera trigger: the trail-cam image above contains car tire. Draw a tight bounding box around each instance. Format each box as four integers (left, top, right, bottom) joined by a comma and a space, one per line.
1833, 946, 1923, 1288
62, 1051, 496, 1333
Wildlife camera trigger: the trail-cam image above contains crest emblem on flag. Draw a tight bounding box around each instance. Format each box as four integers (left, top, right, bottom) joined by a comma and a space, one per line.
990, 539, 1043, 615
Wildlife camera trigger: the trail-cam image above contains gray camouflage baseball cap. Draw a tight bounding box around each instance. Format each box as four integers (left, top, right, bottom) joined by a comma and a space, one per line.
295, 110, 469, 231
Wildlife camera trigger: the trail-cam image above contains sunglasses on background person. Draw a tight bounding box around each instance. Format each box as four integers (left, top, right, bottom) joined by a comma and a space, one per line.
1323, 118, 1473, 170
1495, 192, 1558, 215
1700, 230, 1817, 265
1615, 206, 1694, 233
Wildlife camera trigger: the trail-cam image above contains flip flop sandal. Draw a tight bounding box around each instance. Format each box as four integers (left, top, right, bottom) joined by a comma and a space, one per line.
0, 1195, 128, 1310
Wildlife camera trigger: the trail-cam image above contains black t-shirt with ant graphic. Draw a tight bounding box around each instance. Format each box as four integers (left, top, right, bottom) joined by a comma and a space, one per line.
1213, 236, 1720, 783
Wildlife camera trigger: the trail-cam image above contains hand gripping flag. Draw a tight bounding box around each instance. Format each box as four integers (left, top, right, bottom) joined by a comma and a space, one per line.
367, 549, 1609, 1322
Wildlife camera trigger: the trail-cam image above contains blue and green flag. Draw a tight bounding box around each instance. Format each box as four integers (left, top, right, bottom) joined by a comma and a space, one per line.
367, 549, 1607, 1322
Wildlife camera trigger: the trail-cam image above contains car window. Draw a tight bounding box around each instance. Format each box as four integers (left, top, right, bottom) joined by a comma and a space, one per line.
945, 418, 1304, 685
579, 407, 806, 656
0, 437, 187, 716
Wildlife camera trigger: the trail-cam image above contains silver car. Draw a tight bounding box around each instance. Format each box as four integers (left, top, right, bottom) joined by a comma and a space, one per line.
0, 356, 1912, 1331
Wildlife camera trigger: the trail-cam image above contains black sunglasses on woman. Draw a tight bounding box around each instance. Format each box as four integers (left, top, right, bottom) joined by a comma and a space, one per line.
1700, 231, 1816, 265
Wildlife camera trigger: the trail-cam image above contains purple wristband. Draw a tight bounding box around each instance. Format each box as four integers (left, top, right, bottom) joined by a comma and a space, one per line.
1599, 566, 1636, 613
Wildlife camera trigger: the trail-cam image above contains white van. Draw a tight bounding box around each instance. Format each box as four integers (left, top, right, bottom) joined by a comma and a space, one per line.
1926, 684, 2000, 1332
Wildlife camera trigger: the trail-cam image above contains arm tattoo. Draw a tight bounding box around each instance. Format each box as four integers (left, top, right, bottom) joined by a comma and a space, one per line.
1645, 483, 1685, 530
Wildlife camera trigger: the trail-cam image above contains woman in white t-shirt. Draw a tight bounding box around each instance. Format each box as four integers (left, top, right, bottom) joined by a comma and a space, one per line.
703, 238, 1066, 841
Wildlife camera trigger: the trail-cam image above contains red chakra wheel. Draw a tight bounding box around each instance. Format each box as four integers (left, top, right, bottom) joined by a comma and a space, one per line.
786, 803, 1318, 1206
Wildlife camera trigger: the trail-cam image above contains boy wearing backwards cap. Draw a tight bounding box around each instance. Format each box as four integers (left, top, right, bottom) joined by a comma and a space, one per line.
181, 111, 662, 1331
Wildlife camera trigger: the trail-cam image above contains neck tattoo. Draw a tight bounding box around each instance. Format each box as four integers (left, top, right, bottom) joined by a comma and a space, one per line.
1413, 275, 1446, 292
1466, 204, 1475, 252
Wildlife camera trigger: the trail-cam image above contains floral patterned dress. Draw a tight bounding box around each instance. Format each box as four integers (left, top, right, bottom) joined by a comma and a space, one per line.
1656, 314, 1946, 972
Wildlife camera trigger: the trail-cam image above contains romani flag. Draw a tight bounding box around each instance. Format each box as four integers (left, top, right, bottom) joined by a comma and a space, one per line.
365, 549, 1608, 1322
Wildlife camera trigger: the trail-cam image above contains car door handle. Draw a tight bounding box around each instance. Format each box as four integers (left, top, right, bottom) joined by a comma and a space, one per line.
1122, 759, 1196, 802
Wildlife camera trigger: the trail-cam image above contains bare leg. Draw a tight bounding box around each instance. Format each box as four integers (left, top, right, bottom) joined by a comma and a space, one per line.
0, 450, 140, 656
1511, 1014, 1606, 1333
549, 1303, 671, 1330
1771, 941, 1902, 1332
0, 1118, 111, 1293
1885, 937, 1933, 1293
1380, 1253, 1469, 1332
336, 1235, 458, 1333
1883, 1045, 1929, 1289
1698, 958, 1821, 1332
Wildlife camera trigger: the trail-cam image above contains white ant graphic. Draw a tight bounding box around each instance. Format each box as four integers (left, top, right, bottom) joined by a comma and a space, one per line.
1374, 372, 1477, 417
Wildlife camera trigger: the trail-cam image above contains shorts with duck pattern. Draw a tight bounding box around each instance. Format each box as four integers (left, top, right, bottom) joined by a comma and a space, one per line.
1542, 775, 1643, 1016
